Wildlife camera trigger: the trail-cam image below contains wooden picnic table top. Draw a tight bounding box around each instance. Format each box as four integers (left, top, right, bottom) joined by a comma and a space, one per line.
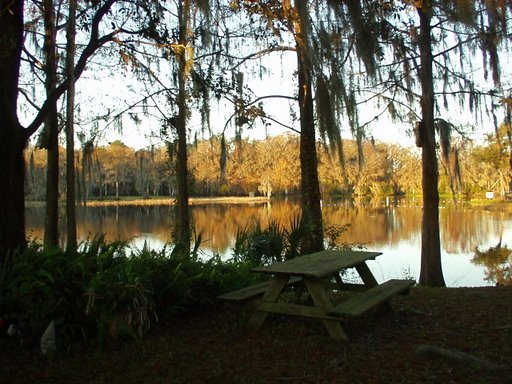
251, 250, 382, 278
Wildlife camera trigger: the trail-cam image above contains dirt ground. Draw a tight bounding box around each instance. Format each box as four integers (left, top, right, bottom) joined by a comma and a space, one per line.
1, 286, 511, 384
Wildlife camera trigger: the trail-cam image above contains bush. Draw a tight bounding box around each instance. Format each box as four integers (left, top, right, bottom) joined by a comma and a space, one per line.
231, 215, 355, 266
0, 217, 356, 348
0, 237, 258, 346
0, 240, 95, 340
231, 221, 286, 266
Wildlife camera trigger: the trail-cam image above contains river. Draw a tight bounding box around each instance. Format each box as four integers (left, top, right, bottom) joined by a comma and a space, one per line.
25, 196, 512, 287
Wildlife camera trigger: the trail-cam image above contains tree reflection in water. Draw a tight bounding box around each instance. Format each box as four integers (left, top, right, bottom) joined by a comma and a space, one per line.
24, 197, 512, 286
473, 242, 512, 286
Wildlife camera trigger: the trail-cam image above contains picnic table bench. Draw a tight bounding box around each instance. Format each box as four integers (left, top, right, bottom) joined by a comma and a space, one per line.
217, 276, 303, 303
217, 250, 415, 341
328, 278, 414, 317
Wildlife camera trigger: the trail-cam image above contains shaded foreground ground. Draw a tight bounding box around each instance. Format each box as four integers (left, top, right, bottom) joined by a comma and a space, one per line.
2, 286, 511, 384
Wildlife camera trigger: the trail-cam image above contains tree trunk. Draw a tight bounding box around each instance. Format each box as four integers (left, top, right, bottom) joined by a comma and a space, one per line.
219, 133, 227, 187
505, 105, 512, 192
97, 157, 103, 199
0, 135, 27, 259
81, 155, 87, 205
0, 0, 122, 257
43, 0, 60, 248
65, 0, 78, 250
76, 153, 82, 204
297, 44, 324, 254
173, 0, 191, 255
417, 6, 446, 287
0, 0, 27, 259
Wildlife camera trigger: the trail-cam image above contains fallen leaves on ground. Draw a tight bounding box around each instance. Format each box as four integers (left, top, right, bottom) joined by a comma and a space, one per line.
1, 286, 511, 384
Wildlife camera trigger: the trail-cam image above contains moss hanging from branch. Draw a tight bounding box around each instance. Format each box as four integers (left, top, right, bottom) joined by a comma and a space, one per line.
337, 0, 380, 77
315, 75, 337, 147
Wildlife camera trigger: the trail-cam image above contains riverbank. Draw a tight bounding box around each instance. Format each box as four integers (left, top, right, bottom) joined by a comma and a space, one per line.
1, 286, 511, 384
25, 195, 512, 210
25, 195, 271, 208
477, 200, 512, 212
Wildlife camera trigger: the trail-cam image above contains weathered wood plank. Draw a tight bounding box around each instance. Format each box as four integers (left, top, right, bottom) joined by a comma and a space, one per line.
416, 344, 512, 372
251, 250, 382, 278
304, 278, 348, 340
253, 302, 340, 320
354, 263, 378, 288
217, 276, 302, 303
247, 275, 290, 330
329, 279, 415, 317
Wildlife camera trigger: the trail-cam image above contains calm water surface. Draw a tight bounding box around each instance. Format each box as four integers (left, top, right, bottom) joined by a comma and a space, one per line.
25, 197, 512, 287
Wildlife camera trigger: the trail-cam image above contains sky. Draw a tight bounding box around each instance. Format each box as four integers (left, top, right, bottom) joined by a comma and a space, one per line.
77, 51, 423, 151
26, 53, 499, 154
16, 0, 512, 157
81, 47, 507, 153
21, 15, 509, 154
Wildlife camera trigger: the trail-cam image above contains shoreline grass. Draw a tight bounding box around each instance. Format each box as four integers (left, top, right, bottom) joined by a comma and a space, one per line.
25, 195, 512, 210
25, 195, 272, 208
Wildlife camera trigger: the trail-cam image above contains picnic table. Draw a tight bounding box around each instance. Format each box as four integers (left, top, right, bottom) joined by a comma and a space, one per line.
218, 249, 415, 341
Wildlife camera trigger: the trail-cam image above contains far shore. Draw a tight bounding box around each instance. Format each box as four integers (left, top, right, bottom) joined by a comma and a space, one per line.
476, 200, 512, 212
25, 195, 512, 211
25, 195, 272, 207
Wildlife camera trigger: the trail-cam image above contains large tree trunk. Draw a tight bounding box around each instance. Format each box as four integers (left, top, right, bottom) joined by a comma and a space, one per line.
0, 133, 27, 259
219, 133, 227, 188
505, 104, 512, 192
43, 0, 60, 248
173, 0, 191, 255
0, 0, 27, 259
66, 0, 78, 250
0, 0, 122, 258
81, 153, 88, 205
417, 6, 446, 287
297, 45, 324, 254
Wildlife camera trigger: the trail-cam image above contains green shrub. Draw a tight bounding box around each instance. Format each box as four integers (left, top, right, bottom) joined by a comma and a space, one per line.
231, 221, 286, 266
0, 221, 354, 347
231, 214, 352, 265
324, 223, 352, 250
0, 237, 261, 345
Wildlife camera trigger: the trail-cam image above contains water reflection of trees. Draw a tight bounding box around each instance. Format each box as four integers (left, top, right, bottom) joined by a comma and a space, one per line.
191, 201, 303, 254
24, 199, 512, 263
192, 199, 422, 253
440, 208, 507, 254
323, 204, 422, 247
473, 243, 512, 286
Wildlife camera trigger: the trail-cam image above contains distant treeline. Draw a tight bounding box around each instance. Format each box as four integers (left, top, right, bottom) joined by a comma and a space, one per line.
25, 131, 509, 201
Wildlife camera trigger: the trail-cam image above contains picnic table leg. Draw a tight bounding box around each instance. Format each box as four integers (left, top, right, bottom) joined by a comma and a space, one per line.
355, 262, 378, 288
354, 262, 394, 313
333, 273, 345, 289
303, 278, 348, 341
247, 275, 289, 330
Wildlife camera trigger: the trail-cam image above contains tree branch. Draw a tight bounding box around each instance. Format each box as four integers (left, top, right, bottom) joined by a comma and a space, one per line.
25, 0, 120, 137
229, 45, 295, 70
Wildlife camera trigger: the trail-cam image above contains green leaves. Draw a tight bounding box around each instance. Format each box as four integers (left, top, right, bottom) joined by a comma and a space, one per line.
231, 214, 322, 265
0, 236, 260, 345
